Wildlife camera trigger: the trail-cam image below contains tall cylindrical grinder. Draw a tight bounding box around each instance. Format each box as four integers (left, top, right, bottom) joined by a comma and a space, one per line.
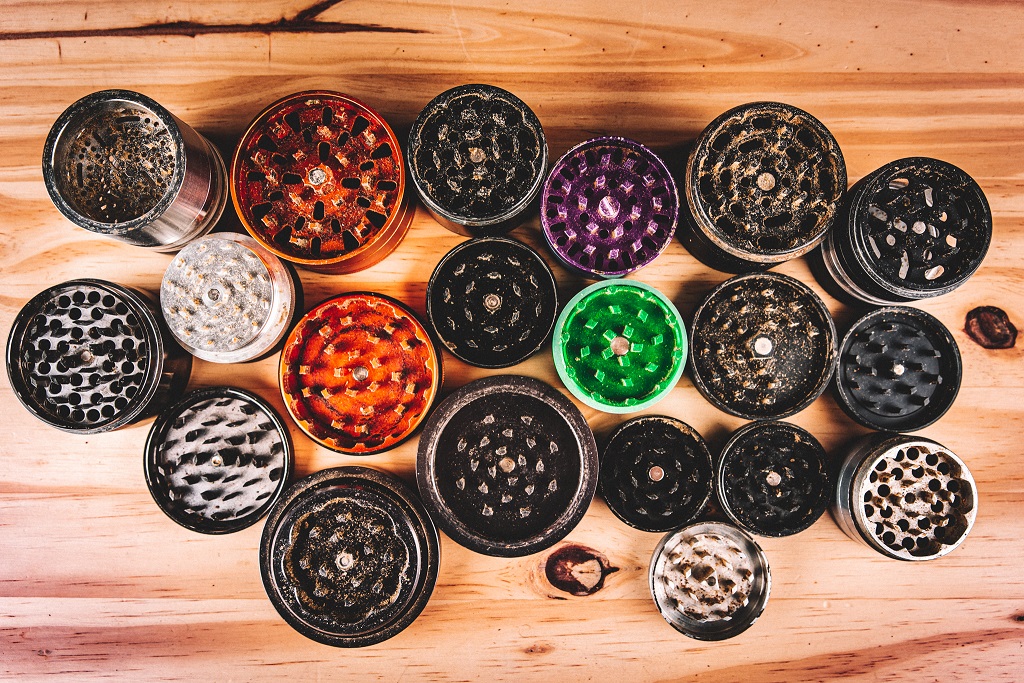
679, 101, 846, 273
816, 157, 992, 305
408, 84, 548, 236
600, 416, 714, 533
834, 306, 962, 432
260, 466, 440, 647
416, 375, 599, 557
832, 433, 977, 560
160, 233, 299, 363
426, 236, 558, 369
689, 272, 836, 420
553, 280, 687, 414
541, 137, 678, 278
232, 91, 413, 273
6, 279, 192, 433
716, 421, 830, 537
650, 521, 771, 640
279, 292, 442, 455
42, 90, 228, 251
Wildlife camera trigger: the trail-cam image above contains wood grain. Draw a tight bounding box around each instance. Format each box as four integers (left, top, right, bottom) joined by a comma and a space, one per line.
1, 1, 1023, 680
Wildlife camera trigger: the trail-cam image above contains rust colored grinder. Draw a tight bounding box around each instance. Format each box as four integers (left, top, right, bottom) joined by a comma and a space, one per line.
280, 293, 442, 454
232, 91, 413, 273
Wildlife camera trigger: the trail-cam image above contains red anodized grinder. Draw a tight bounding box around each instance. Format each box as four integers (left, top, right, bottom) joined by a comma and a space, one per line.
280, 293, 442, 455
232, 91, 413, 273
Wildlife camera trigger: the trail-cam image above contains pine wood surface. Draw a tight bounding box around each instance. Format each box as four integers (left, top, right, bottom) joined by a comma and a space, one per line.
1, 1, 1022, 680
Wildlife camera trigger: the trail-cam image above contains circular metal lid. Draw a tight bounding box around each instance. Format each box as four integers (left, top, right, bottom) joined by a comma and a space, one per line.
553, 280, 687, 414
846, 435, 977, 560
650, 521, 771, 640
835, 306, 962, 432
600, 416, 714, 532
840, 157, 992, 301
426, 237, 558, 369
42, 90, 184, 235
144, 386, 292, 534
416, 375, 599, 557
690, 272, 836, 420
6, 279, 170, 433
684, 101, 846, 267
279, 292, 441, 454
716, 421, 830, 537
260, 466, 439, 647
161, 233, 296, 363
408, 84, 547, 233
232, 91, 409, 270
542, 137, 678, 278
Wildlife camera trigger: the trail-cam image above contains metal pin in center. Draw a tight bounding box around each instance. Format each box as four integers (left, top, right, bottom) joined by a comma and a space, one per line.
352, 366, 369, 382
753, 336, 774, 356
765, 470, 782, 486
610, 336, 630, 356
483, 293, 501, 312
308, 168, 327, 186
648, 465, 665, 482
598, 195, 621, 220
499, 457, 516, 473
336, 551, 355, 570
756, 172, 777, 191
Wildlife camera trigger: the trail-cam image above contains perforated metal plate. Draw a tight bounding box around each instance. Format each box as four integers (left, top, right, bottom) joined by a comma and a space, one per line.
542, 137, 678, 277
682, 101, 846, 271
821, 157, 992, 304
835, 306, 961, 432
261, 466, 439, 647
280, 292, 441, 454
42, 89, 227, 250
600, 416, 713, 532
6, 279, 191, 433
145, 386, 292, 534
650, 522, 771, 641
416, 375, 598, 557
690, 272, 836, 419
717, 421, 829, 537
408, 84, 547, 235
53, 101, 176, 223
426, 237, 557, 368
232, 91, 411, 271
834, 434, 977, 560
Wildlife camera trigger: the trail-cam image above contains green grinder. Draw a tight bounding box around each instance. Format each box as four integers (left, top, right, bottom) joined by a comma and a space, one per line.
553, 280, 687, 413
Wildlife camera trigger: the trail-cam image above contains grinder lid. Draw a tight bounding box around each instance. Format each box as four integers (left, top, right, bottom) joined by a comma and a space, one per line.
426, 237, 558, 369
690, 272, 836, 420
144, 386, 293, 534
835, 306, 962, 432
260, 466, 439, 647
279, 292, 441, 454
416, 375, 598, 557
232, 91, 408, 269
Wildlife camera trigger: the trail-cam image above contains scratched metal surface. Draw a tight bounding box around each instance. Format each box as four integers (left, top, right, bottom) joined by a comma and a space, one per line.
0, 1, 1022, 681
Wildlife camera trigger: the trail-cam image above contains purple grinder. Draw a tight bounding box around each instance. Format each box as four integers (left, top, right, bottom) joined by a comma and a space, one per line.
542, 137, 678, 278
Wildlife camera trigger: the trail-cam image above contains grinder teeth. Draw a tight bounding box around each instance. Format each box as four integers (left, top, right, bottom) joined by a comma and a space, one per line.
835, 306, 961, 432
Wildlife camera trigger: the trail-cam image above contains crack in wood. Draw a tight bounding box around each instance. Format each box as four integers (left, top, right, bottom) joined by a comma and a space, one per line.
0, 0, 426, 41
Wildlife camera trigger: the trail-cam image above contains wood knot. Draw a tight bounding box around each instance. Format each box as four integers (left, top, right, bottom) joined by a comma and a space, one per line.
524, 642, 554, 655
544, 543, 619, 596
965, 306, 1017, 349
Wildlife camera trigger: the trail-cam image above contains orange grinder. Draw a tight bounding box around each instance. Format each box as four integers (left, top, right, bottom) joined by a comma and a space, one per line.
231, 91, 413, 273
280, 293, 442, 454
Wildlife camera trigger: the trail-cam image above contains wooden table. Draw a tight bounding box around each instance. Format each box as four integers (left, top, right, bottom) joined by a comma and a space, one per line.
2, 1, 1022, 680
